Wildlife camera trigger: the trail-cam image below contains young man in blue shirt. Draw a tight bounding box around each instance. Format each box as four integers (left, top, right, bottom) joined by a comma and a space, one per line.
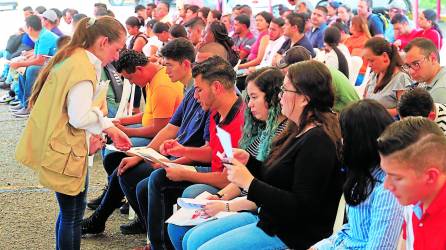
9, 14, 58, 117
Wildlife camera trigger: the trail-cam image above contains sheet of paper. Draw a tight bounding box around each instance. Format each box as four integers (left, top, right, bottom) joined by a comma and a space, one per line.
216, 126, 233, 158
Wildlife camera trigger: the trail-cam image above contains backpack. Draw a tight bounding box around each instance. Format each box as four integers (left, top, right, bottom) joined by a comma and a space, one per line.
376, 13, 390, 31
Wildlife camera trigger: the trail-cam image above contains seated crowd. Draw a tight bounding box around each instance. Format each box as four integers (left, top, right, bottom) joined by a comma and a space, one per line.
6, 0, 446, 249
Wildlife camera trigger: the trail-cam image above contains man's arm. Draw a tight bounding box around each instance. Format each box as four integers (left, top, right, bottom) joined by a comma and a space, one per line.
118, 113, 143, 125
148, 123, 179, 150
10, 55, 45, 68
122, 117, 170, 138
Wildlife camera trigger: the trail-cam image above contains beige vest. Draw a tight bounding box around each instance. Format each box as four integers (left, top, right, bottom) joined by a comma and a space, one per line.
16, 48, 98, 196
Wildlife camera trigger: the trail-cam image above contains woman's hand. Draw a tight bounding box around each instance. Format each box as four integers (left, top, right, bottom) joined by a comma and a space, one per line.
117, 156, 142, 176
226, 158, 254, 191
232, 148, 250, 165
89, 135, 106, 155
104, 126, 132, 151
203, 202, 226, 217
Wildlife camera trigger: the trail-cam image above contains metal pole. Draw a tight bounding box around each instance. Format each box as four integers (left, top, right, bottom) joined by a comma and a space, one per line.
269, 0, 272, 13
437, 0, 441, 21
414, 0, 419, 29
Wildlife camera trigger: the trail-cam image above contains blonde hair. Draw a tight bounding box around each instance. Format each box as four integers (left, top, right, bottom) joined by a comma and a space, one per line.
29, 16, 125, 107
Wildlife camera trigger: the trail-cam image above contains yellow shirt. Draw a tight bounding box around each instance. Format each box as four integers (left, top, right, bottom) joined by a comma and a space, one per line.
142, 67, 184, 126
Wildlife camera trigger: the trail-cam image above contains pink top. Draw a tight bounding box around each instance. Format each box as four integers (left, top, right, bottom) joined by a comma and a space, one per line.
247, 31, 268, 61
416, 28, 443, 49
396, 29, 418, 50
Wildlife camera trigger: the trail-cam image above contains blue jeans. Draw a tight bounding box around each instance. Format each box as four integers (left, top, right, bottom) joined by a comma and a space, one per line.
55, 179, 88, 250
18, 65, 41, 107
181, 212, 287, 250
168, 184, 220, 249
146, 167, 214, 250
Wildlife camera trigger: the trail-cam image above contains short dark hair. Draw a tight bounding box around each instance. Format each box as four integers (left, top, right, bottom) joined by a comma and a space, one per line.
377, 117, 444, 157
186, 4, 199, 13
147, 3, 156, 9
235, 14, 250, 28
331, 19, 349, 34
146, 19, 158, 29
391, 13, 409, 25
405, 38, 440, 63
161, 37, 196, 63
134, 4, 146, 13
23, 6, 33, 12
72, 13, 87, 24
398, 88, 434, 118
159, 1, 170, 11
35, 6, 46, 14
192, 55, 236, 89
56, 35, 71, 49
94, 3, 107, 9
26, 15, 43, 31
51, 8, 63, 18
169, 24, 187, 38
115, 49, 148, 74
184, 17, 205, 29
286, 13, 305, 33
95, 6, 108, 17
315, 5, 328, 15
256, 11, 273, 24
153, 22, 170, 34
271, 17, 285, 27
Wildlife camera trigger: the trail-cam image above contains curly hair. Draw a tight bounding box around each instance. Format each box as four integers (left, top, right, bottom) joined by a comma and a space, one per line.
115, 49, 148, 74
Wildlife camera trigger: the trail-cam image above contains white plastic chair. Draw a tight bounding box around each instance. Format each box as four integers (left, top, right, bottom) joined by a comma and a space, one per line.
333, 195, 346, 233
349, 56, 363, 85
354, 66, 371, 99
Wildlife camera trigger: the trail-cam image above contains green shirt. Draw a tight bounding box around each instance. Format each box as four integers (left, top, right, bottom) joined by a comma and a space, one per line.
101, 68, 119, 114
329, 67, 360, 112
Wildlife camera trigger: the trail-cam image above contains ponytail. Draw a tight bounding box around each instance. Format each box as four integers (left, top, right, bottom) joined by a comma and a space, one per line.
331, 45, 349, 78
364, 37, 403, 93
423, 9, 443, 39
29, 16, 125, 108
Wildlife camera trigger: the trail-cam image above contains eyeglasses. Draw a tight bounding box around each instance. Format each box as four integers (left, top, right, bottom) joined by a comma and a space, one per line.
401, 57, 428, 73
279, 85, 301, 97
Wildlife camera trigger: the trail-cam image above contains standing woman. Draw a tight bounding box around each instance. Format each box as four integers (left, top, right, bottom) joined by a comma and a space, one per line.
15, 16, 132, 249
416, 9, 443, 50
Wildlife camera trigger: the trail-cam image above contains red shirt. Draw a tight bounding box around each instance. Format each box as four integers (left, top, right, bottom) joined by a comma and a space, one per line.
416, 28, 443, 49
403, 181, 446, 249
396, 29, 418, 50
209, 96, 245, 172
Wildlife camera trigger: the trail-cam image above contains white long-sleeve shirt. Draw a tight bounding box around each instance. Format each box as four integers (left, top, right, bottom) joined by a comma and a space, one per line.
66, 50, 114, 151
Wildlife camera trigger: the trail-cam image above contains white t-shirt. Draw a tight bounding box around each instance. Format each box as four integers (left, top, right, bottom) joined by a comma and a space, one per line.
142, 36, 163, 57
257, 36, 287, 68
315, 43, 352, 78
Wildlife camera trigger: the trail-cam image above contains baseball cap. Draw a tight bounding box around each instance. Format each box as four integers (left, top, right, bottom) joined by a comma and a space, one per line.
277, 46, 312, 69
42, 9, 58, 22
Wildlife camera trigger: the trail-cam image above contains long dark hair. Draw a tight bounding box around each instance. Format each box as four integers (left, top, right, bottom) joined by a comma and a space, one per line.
208, 21, 239, 66
266, 61, 341, 165
340, 99, 394, 205
364, 37, 403, 93
324, 27, 349, 78
423, 9, 443, 39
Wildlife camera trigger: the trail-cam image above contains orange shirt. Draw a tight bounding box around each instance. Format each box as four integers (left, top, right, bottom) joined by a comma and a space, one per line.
141, 67, 184, 127
344, 34, 369, 74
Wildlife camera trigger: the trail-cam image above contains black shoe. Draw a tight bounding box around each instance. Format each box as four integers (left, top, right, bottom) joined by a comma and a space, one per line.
120, 217, 146, 235
87, 186, 107, 210
120, 202, 129, 214
81, 211, 106, 235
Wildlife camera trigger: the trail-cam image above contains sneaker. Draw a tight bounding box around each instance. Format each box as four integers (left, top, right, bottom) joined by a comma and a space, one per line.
87, 185, 108, 210
0, 94, 13, 104
12, 108, 30, 118
120, 217, 146, 235
9, 104, 23, 111
9, 100, 20, 106
81, 211, 106, 235
120, 202, 129, 215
